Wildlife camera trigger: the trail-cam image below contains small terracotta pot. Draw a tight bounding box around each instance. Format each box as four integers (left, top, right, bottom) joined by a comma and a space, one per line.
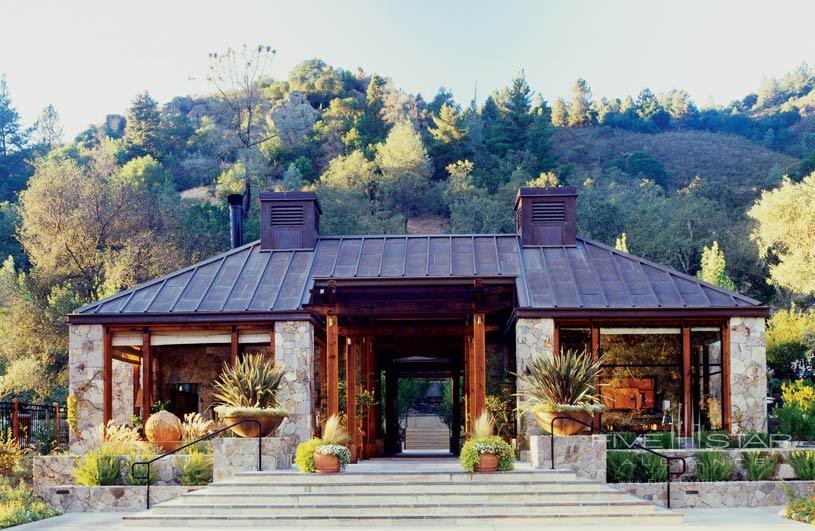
475, 452, 499, 472
220, 414, 285, 438
535, 410, 593, 436
314, 452, 341, 473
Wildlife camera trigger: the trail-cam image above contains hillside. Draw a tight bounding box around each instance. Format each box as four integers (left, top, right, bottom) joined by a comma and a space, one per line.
551, 127, 798, 191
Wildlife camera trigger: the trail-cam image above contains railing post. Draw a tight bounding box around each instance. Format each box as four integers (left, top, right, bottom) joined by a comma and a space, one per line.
257, 420, 262, 472
11, 399, 19, 444
53, 402, 60, 448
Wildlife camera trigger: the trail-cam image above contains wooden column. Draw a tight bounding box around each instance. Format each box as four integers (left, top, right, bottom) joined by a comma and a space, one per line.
372, 341, 382, 456
591, 325, 601, 430
722, 322, 732, 432
346, 336, 358, 461
11, 399, 19, 442
326, 315, 339, 417
359, 337, 370, 459
384, 367, 399, 455
366, 336, 377, 457
230, 325, 239, 364
269, 324, 276, 362
682, 324, 692, 436
103, 327, 113, 431
451, 370, 461, 453
142, 328, 153, 425
463, 334, 471, 434
132, 363, 141, 417
472, 313, 486, 419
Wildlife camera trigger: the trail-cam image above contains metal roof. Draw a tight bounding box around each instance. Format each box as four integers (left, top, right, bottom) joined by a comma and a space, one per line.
73, 234, 763, 319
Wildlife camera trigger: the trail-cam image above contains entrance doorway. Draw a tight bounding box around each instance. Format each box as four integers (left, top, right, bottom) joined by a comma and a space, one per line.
387, 377, 459, 455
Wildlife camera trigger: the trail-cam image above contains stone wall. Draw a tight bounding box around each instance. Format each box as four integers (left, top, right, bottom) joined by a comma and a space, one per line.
68, 324, 104, 453
514, 318, 555, 437
42, 486, 196, 512
529, 434, 607, 482
729, 317, 768, 433
275, 321, 315, 443
211, 436, 296, 481
617, 480, 813, 509
156, 344, 230, 417
112, 358, 134, 425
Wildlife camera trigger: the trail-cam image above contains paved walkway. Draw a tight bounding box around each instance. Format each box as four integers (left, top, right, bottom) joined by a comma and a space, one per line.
15, 506, 808, 530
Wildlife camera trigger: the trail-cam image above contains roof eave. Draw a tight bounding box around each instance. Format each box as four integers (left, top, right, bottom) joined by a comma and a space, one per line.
66, 310, 313, 326
513, 306, 770, 320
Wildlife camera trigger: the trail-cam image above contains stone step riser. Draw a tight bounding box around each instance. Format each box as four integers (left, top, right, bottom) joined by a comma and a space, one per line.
205, 483, 607, 494
228, 471, 579, 483
123, 513, 683, 527
177, 491, 632, 504
148, 503, 656, 517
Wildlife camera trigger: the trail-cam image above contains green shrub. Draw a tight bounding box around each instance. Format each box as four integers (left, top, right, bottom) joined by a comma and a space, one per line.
789, 451, 815, 480
0, 481, 60, 528
637, 453, 668, 482
739, 432, 772, 449
785, 487, 815, 524
642, 431, 677, 450
608, 431, 637, 450
695, 451, 735, 481
775, 402, 815, 441
607, 451, 637, 483
124, 453, 158, 486
72, 449, 122, 486
695, 430, 733, 449
175, 451, 213, 486
31, 424, 56, 455
295, 438, 321, 473
742, 451, 780, 481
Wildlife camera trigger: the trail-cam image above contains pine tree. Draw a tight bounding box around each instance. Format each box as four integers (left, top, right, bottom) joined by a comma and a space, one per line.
567, 78, 593, 127
0, 75, 33, 201
697, 241, 736, 290
428, 104, 470, 179
123, 92, 164, 160
356, 75, 387, 148
551, 98, 569, 127
488, 74, 533, 155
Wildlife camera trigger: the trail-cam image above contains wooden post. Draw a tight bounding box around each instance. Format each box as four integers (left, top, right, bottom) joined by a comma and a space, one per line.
346, 336, 357, 462
463, 334, 471, 434
472, 313, 486, 419
131, 364, 141, 417
385, 367, 398, 455
682, 324, 692, 436
230, 325, 239, 364
142, 328, 152, 425
591, 325, 601, 430
103, 327, 113, 432
11, 399, 19, 443
722, 322, 732, 433
359, 337, 369, 459
326, 315, 339, 417
372, 340, 382, 457
451, 370, 461, 453
269, 323, 276, 362
53, 402, 60, 445
366, 336, 377, 457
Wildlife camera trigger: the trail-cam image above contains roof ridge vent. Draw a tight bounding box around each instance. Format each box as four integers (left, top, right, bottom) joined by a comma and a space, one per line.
515, 187, 577, 246
259, 192, 321, 250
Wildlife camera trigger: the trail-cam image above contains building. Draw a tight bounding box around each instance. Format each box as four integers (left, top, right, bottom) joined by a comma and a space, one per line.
66, 187, 768, 454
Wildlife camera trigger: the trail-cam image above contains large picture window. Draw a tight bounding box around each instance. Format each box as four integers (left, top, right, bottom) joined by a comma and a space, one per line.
597, 328, 682, 432
691, 328, 724, 431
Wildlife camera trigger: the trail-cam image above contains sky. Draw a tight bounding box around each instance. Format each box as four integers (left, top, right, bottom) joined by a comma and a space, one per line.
4, 0, 815, 138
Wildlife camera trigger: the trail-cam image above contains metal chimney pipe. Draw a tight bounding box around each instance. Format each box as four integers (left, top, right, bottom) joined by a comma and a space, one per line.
227, 194, 243, 248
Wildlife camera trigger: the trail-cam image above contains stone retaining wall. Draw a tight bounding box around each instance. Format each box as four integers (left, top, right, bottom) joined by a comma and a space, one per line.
529, 434, 607, 482
729, 316, 768, 433
212, 436, 296, 481
617, 480, 815, 508
42, 486, 197, 512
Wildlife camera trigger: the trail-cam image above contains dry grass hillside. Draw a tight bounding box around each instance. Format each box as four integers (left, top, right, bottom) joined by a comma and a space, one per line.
551, 127, 799, 190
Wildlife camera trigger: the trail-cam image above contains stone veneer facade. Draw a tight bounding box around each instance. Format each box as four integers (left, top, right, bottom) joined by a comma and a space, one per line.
729, 316, 768, 433
274, 320, 315, 443
530, 434, 607, 482
514, 318, 555, 437
69, 324, 104, 453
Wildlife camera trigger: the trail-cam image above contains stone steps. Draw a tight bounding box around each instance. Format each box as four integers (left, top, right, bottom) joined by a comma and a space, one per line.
122, 462, 682, 527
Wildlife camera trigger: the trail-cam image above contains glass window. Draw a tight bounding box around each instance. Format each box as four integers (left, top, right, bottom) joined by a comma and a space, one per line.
598, 328, 682, 432
559, 328, 591, 355
691, 328, 724, 431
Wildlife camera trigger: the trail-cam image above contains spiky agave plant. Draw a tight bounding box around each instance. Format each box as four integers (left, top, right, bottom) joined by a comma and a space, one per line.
212, 353, 286, 413
517, 348, 604, 414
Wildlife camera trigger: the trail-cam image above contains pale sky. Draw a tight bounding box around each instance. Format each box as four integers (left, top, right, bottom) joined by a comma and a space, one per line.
4, 0, 815, 137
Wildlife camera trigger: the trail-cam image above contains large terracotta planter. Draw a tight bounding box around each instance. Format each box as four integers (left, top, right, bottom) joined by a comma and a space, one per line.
474, 452, 499, 473
314, 452, 341, 473
220, 414, 285, 438
535, 410, 593, 436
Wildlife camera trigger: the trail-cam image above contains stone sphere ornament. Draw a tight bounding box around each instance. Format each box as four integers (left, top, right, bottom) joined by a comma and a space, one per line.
144, 410, 183, 451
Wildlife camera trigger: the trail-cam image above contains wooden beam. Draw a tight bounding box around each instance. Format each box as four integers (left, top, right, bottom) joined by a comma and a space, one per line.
346, 336, 358, 462
682, 324, 692, 436
230, 326, 239, 364
722, 321, 732, 433
338, 324, 499, 336
326, 315, 339, 417
132, 363, 141, 417
472, 313, 486, 419
304, 300, 511, 317
103, 327, 113, 431
142, 328, 152, 425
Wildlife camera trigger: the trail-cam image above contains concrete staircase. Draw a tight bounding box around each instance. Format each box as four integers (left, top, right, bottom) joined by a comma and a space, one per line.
404, 413, 450, 450
122, 461, 682, 527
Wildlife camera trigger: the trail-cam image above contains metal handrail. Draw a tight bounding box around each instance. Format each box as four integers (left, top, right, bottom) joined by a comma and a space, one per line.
549, 416, 686, 509
130, 419, 261, 509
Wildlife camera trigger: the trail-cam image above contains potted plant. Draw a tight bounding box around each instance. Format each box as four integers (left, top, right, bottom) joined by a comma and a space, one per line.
460, 411, 514, 473
212, 353, 288, 438
517, 348, 604, 436
295, 415, 351, 474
